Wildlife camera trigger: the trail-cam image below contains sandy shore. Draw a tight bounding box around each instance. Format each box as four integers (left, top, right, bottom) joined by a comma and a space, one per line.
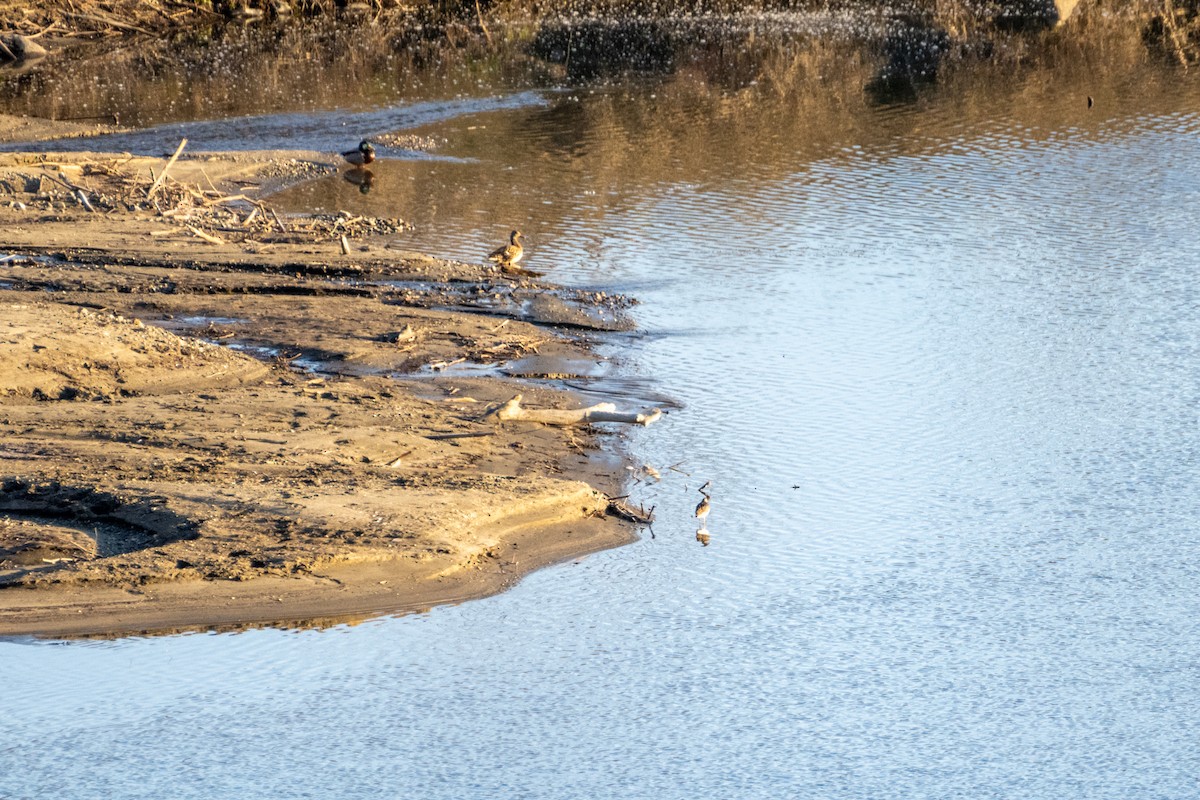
0, 117, 652, 637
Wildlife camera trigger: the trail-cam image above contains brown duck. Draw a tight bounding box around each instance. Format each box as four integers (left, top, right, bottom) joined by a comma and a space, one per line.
487, 230, 524, 269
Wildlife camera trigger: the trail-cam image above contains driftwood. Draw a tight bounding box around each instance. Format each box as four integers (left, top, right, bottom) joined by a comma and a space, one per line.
186, 225, 224, 245
13, 151, 407, 249
484, 394, 661, 427
64, 11, 155, 35
606, 497, 655, 525
147, 138, 187, 199
425, 430, 495, 441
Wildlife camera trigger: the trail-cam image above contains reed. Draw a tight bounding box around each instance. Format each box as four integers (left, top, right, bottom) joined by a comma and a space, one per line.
1, 0, 1194, 46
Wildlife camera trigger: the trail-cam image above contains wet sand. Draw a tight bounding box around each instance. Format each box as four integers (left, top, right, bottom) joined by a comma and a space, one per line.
0, 119, 650, 637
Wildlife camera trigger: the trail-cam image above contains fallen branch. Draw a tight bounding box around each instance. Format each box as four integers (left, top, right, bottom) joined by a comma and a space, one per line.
64, 11, 156, 36
384, 449, 413, 468
483, 394, 662, 427
147, 138, 187, 199
76, 190, 96, 213
186, 225, 225, 245
607, 497, 655, 525
39, 168, 87, 193
429, 357, 467, 371
203, 193, 251, 207
425, 431, 495, 441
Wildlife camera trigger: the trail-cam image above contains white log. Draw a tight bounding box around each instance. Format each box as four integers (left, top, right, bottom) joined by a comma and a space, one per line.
485, 394, 661, 427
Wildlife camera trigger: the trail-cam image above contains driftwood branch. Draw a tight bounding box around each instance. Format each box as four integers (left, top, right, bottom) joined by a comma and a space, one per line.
186, 225, 224, 245
147, 138, 187, 199
484, 394, 662, 427
607, 497, 655, 524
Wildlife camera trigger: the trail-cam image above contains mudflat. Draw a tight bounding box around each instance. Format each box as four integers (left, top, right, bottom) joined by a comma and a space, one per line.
0, 120, 651, 637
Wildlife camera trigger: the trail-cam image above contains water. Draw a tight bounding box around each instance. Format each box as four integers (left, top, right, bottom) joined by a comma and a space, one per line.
5, 27, 1200, 800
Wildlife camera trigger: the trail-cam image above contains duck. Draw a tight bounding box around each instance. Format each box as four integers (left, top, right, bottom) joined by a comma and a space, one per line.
487, 230, 524, 269
342, 140, 375, 167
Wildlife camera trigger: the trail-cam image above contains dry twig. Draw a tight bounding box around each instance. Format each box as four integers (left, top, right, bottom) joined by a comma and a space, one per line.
147, 138, 187, 199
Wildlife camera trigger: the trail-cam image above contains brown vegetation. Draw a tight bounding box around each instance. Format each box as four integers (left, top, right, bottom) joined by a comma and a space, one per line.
2, 0, 1195, 106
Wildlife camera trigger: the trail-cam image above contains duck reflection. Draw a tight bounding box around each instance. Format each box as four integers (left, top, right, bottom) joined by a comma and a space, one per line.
343, 166, 376, 195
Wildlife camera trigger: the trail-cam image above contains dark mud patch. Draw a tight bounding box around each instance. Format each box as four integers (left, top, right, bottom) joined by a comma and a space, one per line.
0, 480, 200, 583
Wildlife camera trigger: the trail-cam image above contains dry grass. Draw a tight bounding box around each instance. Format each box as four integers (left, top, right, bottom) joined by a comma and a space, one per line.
2, 0, 1195, 102
1138, 0, 1200, 66
0, 0, 217, 36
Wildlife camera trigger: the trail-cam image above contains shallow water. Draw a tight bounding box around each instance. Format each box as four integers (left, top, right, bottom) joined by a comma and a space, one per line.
5, 28, 1200, 799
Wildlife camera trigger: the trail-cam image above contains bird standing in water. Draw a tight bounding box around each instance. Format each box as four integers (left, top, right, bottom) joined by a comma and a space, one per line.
342, 140, 376, 167
487, 230, 524, 270
694, 481, 712, 522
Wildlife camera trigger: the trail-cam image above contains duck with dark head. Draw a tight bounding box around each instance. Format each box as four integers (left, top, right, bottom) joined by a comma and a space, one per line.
342, 140, 376, 167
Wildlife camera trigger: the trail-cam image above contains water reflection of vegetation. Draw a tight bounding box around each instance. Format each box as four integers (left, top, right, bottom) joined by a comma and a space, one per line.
274, 15, 1199, 258
2, 1, 1197, 127
0, 21, 554, 127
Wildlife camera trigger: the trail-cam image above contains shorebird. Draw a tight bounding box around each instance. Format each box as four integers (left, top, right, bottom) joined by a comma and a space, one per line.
341, 140, 376, 167
487, 230, 524, 269
694, 481, 711, 522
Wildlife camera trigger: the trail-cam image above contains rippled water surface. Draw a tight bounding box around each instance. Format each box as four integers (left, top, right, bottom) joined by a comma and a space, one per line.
5, 32, 1200, 799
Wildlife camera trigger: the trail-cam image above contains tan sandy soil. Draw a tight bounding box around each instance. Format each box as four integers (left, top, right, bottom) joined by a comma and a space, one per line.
0, 129, 645, 638
0, 113, 119, 144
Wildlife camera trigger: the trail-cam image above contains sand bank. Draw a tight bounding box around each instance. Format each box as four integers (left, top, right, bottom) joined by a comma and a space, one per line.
0, 124, 652, 637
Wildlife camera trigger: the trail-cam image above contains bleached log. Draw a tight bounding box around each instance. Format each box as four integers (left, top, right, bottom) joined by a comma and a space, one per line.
186, 225, 225, 245
485, 394, 662, 427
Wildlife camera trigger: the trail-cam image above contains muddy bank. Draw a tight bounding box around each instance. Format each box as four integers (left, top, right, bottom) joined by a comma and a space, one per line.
0, 132, 653, 637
